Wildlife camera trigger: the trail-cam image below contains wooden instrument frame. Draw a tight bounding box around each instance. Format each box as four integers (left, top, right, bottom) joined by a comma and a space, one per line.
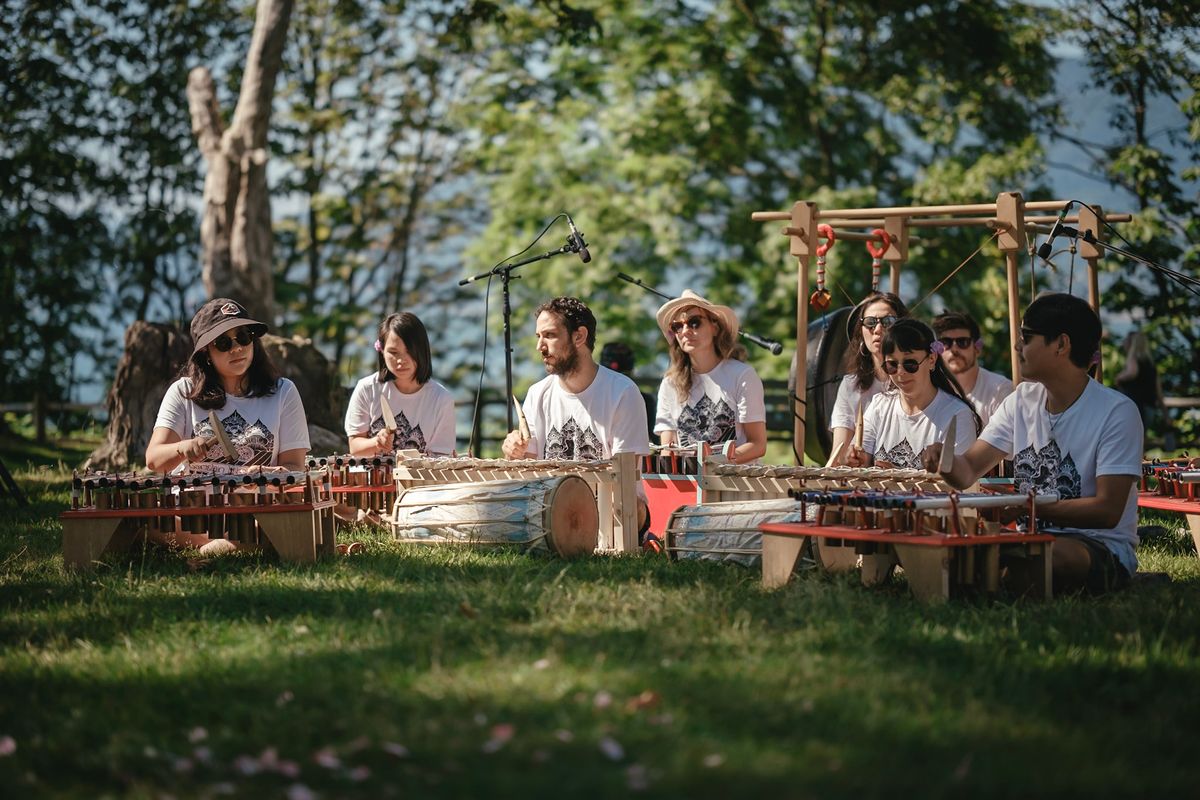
752, 193, 1134, 464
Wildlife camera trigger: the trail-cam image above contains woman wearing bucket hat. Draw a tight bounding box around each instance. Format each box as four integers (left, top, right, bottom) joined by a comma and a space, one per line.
146, 298, 310, 473
653, 290, 766, 464
827, 291, 909, 466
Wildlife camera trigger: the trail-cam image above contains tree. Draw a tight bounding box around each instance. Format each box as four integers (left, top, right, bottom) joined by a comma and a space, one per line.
462, 0, 1058, 388
189, 0, 295, 324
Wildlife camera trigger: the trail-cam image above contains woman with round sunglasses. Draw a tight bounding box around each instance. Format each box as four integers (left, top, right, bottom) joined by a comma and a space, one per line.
653, 290, 767, 464
144, 299, 311, 552
345, 311, 456, 457
827, 292, 909, 465
846, 318, 980, 470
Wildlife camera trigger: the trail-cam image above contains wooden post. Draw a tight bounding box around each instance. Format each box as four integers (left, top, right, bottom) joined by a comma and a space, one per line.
995, 192, 1027, 386
1077, 204, 1105, 382
883, 215, 909, 295
790, 201, 817, 466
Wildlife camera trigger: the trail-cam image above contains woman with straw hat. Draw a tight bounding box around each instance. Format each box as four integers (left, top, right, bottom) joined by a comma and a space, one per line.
653, 290, 766, 464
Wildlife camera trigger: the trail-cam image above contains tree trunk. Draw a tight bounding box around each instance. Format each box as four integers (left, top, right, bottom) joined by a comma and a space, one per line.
88, 322, 193, 471
187, 0, 294, 323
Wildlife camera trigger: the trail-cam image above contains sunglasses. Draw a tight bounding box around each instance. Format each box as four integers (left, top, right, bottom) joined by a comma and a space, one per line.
669, 315, 709, 334
212, 328, 257, 352
861, 315, 897, 331
882, 356, 928, 375
938, 336, 975, 350
1018, 327, 1052, 344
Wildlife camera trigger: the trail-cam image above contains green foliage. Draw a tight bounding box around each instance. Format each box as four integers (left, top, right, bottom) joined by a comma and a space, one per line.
462, 1, 1059, 383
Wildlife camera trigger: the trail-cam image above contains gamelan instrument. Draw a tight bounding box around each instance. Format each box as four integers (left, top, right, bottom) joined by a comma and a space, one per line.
308, 454, 396, 517
61, 464, 336, 569
389, 452, 641, 553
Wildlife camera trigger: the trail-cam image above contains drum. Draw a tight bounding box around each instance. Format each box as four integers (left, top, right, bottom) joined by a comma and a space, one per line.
664, 498, 812, 567
389, 476, 599, 557
789, 305, 852, 464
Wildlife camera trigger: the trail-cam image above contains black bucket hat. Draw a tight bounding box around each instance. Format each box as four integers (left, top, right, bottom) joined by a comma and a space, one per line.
190, 298, 269, 355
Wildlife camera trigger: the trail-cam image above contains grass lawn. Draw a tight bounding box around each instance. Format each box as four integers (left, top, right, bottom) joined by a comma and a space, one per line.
1, 437, 1198, 797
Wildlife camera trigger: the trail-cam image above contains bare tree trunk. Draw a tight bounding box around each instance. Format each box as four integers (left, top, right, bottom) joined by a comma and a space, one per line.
88, 322, 193, 471
187, 0, 294, 323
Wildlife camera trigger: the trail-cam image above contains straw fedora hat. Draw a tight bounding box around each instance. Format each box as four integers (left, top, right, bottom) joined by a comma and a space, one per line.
655, 290, 740, 342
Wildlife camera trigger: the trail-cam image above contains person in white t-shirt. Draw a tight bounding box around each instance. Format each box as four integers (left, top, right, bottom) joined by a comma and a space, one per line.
502, 297, 651, 537
345, 312, 456, 457
827, 292, 910, 466
931, 310, 1013, 426
145, 298, 311, 554
924, 293, 1143, 594
652, 290, 766, 464
846, 318, 980, 470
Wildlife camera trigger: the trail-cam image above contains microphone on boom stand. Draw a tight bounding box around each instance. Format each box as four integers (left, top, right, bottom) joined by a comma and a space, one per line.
1037, 201, 1074, 261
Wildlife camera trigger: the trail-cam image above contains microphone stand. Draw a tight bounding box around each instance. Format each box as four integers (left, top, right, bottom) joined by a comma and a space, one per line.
1033, 224, 1200, 291
615, 272, 785, 355
460, 237, 583, 430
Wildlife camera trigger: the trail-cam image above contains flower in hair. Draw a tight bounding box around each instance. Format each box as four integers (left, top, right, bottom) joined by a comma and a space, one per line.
374, 339, 383, 353
929, 340, 946, 355
1091, 350, 1101, 365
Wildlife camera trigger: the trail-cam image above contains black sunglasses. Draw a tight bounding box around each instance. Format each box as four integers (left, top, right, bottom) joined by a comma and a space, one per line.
882, 356, 927, 375
212, 328, 257, 352
861, 315, 898, 331
669, 315, 709, 334
938, 336, 975, 350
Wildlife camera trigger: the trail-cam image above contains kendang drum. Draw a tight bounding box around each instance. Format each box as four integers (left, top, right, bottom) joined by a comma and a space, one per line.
389, 475, 599, 557
665, 498, 811, 567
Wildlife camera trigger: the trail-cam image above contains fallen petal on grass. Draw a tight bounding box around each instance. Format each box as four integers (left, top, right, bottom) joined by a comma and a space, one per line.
187, 727, 207, 744
381, 742, 410, 758
625, 763, 650, 791
0, 736, 15, 757
702, 753, 725, 768
554, 729, 574, 743
286, 783, 317, 800
533, 658, 551, 670
312, 747, 341, 769
598, 736, 624, 761
593, 690, 613, 709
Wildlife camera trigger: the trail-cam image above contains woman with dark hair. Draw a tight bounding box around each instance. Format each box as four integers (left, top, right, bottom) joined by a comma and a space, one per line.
827, 292, 909, 465
146, 298, 310, 473
145, 299, 310, 554
653, 290, 766, 464
847, 318, 979, 470
345, 311, 455, 456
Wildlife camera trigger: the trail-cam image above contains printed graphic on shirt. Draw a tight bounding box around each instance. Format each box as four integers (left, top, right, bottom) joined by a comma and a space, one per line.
875, 439, 920, 470
367, 411, 427, 453
676, 396, 735, 447
545, 418, 604, 461
1013, 440, 1082, 500
195, 411, 275, 465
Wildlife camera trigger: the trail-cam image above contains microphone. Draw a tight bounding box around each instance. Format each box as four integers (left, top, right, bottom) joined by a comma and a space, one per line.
566, 215, 592, 263
1037, 201, 1074, 260
739, 330, 784, 356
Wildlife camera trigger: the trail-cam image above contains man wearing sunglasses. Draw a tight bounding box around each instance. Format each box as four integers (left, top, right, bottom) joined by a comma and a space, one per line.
931, 311, 1013, 426
924, 293, 1143, 594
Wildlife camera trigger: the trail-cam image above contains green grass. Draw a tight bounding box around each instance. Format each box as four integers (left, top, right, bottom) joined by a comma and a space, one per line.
1, 454, 1199, 797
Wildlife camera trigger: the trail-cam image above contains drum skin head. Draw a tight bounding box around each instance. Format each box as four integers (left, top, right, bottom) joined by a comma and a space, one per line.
547, 475, 600, 557
788, 305, 852, 464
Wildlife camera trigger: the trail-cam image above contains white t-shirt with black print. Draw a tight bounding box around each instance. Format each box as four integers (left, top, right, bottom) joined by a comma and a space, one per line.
980, 379, 1142, 574
654, 359, 766, 450
862, 388, 977, 470
521, 366, 650, 460
154, 378, 310, 466
830, 374, 889, 431
345, 375, 457, 455
967, 366, 1013, 427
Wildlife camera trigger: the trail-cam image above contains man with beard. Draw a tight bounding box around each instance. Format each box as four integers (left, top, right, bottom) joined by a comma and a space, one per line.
922, 293, 1142, 594
503, 297, 651, 542
503, 297, 650, 463
931, 310, 1012, 426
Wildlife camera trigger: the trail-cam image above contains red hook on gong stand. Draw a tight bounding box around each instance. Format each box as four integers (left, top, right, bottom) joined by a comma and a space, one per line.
810, 224, 836, 310
865, 229, 891, 292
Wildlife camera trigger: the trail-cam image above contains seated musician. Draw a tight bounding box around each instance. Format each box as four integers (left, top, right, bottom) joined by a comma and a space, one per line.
846, 318, 980, 470
828, 292, 910, 466
652, 290, 766, 464
932, 310, 1012, 426
501, 297, 651, 538
144, 298, 310, 554
923, 293, 1143, 594
345, 311, 456, 457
